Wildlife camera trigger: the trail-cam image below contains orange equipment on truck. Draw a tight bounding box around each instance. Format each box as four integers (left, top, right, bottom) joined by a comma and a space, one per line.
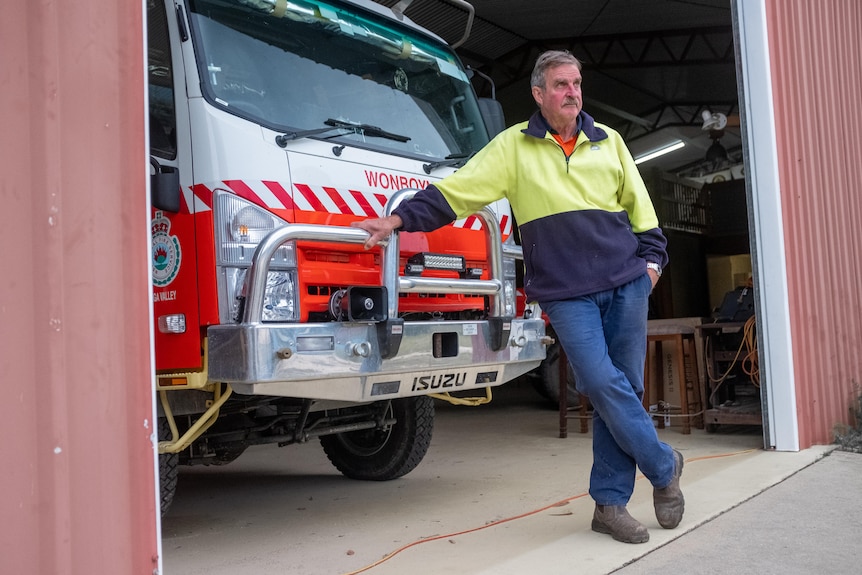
148, 0, 547, 514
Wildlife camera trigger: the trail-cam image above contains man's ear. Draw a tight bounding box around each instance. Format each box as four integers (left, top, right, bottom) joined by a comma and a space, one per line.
531, 85, 543, 107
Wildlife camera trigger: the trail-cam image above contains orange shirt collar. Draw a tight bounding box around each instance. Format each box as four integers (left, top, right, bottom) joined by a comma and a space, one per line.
551, 132, 577, 156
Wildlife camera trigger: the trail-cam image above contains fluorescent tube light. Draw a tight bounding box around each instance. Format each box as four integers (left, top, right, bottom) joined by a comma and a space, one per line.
634, 140, 685, 165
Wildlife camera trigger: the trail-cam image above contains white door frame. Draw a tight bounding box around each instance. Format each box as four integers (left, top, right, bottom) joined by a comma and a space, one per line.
734, 0, 799, 451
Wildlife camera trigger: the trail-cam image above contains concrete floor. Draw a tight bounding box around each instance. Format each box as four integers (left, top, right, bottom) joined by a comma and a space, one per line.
160, 379, 828, 575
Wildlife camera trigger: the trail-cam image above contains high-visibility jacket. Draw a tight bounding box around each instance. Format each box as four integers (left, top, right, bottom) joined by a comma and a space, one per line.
394, 110, 669, 303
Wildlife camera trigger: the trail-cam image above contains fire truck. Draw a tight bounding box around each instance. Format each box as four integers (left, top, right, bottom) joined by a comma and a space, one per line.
148, 0, 548, 514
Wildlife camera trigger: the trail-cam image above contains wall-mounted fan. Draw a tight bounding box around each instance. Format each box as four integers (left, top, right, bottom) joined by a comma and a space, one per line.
702, 110, 729, 161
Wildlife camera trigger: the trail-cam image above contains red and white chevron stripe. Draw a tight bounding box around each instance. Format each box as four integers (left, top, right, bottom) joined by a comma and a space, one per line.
181, 180, 511, 236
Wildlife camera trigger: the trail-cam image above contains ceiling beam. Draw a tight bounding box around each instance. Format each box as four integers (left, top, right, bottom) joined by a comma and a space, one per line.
476, 26, 733, 92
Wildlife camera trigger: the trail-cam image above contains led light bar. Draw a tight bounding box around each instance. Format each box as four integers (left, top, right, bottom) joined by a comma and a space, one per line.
405, 252, 466, 276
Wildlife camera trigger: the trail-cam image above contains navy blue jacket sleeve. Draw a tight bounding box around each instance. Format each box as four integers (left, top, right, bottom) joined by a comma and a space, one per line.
635, 228, 670, 269
392, 184, 457, 232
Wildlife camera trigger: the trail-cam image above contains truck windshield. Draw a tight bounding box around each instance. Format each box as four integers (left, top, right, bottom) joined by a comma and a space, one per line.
187, 0, 490, 161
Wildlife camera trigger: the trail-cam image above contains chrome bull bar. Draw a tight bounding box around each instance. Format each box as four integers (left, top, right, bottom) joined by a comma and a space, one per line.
207, 190, 545, 401
241, 189, 509, 325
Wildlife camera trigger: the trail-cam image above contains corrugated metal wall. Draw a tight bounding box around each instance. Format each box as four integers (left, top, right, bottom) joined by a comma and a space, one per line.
766, 0, 862, 447
1, 0, 159, 573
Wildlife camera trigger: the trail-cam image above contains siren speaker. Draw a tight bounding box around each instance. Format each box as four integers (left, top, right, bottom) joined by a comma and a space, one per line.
342, 286, 387, 322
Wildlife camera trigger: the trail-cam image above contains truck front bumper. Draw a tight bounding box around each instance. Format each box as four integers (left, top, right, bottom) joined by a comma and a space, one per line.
207, 317, 546, 402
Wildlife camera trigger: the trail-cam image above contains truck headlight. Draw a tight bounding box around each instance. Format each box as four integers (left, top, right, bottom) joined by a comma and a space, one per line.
502, 256, 517, 317
261, 270, 297, 321
215, 191, 299, 323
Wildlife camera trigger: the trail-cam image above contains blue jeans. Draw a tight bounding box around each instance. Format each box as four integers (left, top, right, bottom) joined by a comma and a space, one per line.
541, 274, 675, 506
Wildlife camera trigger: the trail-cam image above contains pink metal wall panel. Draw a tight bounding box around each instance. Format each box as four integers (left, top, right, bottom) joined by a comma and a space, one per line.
766, 0, 862, 447
1, 1, 159, 573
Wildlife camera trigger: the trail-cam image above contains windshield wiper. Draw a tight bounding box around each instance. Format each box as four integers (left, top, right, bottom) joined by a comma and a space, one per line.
324, 119, 410, 143
275, 125, 344, 146
423, 152, 474, 174
275, 118, 410, 148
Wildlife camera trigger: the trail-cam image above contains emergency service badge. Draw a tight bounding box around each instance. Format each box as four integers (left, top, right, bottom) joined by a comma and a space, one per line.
152, 211, 182, 287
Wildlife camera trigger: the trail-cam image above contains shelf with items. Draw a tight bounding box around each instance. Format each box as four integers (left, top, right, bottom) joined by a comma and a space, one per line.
696, 318, 762, 431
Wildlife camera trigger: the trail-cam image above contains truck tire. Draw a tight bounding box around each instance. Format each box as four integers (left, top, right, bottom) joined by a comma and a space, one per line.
158, 419, 179, 516
320, 396, 434, 481
533, 339, 581, 409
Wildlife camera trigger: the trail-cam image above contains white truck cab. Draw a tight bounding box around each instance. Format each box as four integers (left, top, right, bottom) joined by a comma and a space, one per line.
148, 0, 547, 514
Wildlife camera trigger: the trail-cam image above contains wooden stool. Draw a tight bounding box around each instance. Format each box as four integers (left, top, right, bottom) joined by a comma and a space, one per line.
644, 324, 704, 434
559, 347, 590, 437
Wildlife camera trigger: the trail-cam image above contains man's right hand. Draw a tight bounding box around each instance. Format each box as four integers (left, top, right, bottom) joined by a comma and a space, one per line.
351, 215, 403, 250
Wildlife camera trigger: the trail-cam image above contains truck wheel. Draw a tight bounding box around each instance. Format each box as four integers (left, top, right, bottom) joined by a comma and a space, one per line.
533, 340, 581, 409
158, 419, 179, 516
320, 396, 434, 481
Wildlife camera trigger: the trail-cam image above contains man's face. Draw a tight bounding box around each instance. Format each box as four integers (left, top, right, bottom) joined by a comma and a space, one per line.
531, 63, 583, 130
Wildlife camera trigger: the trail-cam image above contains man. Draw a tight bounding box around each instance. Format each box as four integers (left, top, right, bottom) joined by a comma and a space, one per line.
353, 50, 683, 544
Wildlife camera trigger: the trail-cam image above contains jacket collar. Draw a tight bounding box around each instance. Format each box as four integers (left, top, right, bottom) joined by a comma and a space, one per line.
522, 110, 608, 142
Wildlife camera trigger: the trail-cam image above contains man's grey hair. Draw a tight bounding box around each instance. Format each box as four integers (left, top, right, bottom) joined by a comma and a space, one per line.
530, 50, 583, 88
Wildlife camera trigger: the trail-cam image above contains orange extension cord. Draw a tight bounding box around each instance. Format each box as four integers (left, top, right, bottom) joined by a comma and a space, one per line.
706, 315, 759, 408
341, 448, 757, 575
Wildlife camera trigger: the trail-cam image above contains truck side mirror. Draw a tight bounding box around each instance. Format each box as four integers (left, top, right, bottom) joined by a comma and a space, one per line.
478, 98, 506, 138
150, 157, 181, 213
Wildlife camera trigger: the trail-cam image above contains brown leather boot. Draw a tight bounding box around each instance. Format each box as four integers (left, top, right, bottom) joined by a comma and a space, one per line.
654, 448, 685, 529
591, 504, 650, 544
